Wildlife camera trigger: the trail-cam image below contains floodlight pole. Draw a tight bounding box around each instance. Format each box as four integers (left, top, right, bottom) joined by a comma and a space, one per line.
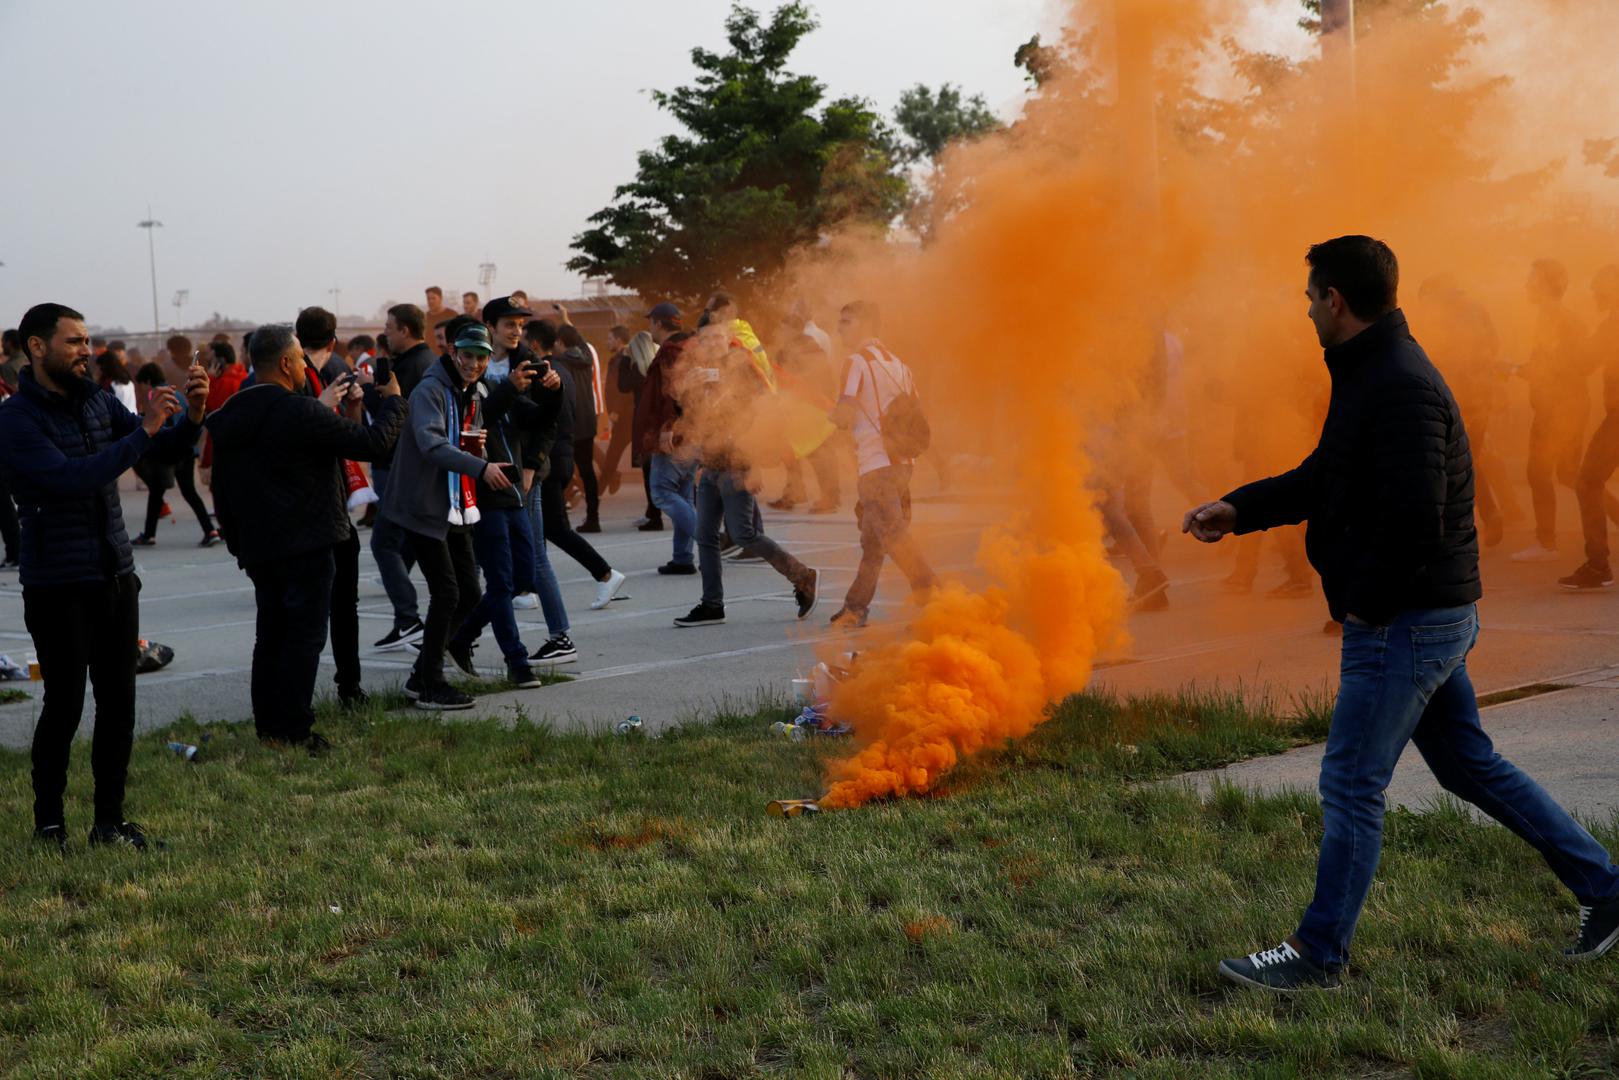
137, 208, 163, 334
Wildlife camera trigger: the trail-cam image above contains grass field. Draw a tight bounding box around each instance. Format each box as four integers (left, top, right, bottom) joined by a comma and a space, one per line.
1, 683, 1615, 1078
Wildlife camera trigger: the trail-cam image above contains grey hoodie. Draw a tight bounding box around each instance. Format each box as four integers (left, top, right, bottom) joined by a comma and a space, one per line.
379, 357, 488, 541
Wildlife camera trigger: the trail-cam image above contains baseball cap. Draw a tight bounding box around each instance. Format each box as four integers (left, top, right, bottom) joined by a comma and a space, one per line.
647, 301, 682, 323
452, 324, 494, 355
482, 296, 535, 323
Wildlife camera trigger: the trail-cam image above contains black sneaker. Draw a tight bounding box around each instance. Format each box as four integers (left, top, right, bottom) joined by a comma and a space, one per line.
300, 731, 333, 756
1566, 894, 1619, 961
1559, 563, 1615, 591
657, 561, 697, 576
531, 634, 578, 665
674, 603, 726, 628
829, 606, 868, 629
1218, 940, 1340, 993
88, 821, 162, 852
131, 533, 155, 547
374, 620, 424, 651
637, 517, 664, 532
578, 517, 602, 534
795, 569, 820, 620
338, 687, 369, 711
507, 663, 543, 689
198, 530, 222, 548
413, 683, 474, 711
404, 673, 423, 700
0, 555, 20, 571
447, 640, 480, 680
719, 542, 741, 558
33, 823, 68, 853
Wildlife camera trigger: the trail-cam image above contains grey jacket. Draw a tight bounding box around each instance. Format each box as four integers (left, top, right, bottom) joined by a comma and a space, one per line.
379, 356, 488, 540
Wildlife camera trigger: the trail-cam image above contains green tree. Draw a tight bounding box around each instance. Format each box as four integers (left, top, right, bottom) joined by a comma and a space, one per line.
566, 3, 905, 300
888, 83, 1001, 167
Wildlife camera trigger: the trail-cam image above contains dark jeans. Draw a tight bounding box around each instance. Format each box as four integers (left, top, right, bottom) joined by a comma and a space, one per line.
408, 528, 480, 689
135, 455, 214, 538
330, 529, 361, 695
573, 437, 600, 521
1527, 400, 1588, 548
0, 469, 18, 561
845, 465, 933, 614
1296, 605, 1619, 971
696, 468, 813, 607
541, 462, 610, 581
454, 504, 538, 666
246, 549, 335, 742
22, 574, 140, 827
370, 466, 419, 629
642, 467, 660, 522
1577, 412, 1619, 568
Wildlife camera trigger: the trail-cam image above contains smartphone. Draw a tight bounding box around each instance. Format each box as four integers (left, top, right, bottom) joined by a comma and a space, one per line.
374, 355, 391, 384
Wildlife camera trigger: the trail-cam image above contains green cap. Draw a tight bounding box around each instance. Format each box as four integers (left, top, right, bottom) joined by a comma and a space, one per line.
453, 323, 493, 354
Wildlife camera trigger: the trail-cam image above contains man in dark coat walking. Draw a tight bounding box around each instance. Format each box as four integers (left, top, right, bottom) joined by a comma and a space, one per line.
1184, 236, 1619, 991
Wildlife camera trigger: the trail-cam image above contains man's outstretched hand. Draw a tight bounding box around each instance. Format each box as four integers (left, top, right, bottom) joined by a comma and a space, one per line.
1182, 499, 1238, 543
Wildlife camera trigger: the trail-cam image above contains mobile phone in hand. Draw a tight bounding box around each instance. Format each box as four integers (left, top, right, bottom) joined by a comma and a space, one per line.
374, 356, 391, 384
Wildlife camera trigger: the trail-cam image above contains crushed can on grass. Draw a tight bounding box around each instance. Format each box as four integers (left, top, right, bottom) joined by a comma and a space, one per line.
615, 715, 643, 735
766, 799, 820, 818
167, 741, 200, 762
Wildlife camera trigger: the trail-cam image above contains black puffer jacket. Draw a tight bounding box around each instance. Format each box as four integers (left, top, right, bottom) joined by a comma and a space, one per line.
1223, 310, 1481, 625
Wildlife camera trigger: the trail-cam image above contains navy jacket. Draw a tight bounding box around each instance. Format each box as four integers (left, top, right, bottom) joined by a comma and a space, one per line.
0, 366, 201, 587
1223, 310, 1482, 625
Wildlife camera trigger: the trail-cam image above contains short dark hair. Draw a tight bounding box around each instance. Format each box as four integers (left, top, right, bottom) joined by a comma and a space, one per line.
210, 341, 236, 367
166, 334, 192, 355
108, 339, 126, 352
1, 329, 18, 353
1305, 235, 1399, 321
347, 334, 375, 354
557, 324, 586, 350
841, 300, 880, 332
524, 319, 558, 351
248, 323, 297, 368
463, 291, 479, 302
609, 324, 630, 344
134, 362, 167, 387
440, 315, 476, 349
91, 335, 107, 349
18, 303, 86, 357
388, 303, 426, 339
295, 306, 337, 351
426, 285, 443, 298
706, 289, 737, 312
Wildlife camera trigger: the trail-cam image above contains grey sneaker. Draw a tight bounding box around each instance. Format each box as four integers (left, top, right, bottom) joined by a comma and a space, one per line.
1566, 895, 1619, 961
1218, 940, 1340, 993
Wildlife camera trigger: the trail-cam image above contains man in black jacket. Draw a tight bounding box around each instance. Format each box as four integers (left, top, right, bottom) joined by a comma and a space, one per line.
207, 323, 406, 752
368, 303, 435, 651
0, 302, 209, 851
1184, 236, 1619, 991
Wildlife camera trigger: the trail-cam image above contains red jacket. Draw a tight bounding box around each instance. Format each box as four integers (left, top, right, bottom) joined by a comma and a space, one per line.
200, 364, 247, 467
633, 332, 692, 458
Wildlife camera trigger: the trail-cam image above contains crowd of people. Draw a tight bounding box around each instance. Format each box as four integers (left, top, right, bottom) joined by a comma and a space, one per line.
0, 286, 935, 852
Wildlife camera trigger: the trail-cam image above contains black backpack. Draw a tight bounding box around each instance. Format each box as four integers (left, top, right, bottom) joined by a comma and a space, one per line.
861, 349, 930, 462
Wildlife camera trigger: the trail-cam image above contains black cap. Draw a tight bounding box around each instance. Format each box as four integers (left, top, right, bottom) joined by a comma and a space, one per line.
647, 301, 682, 323
482, 296, 535, 323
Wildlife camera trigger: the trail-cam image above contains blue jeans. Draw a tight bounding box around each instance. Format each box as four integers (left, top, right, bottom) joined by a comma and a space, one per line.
369, 466, 419, 629
454, 505, 537, 666
523, 483, 569, 637
695, 467, 812, 607
649, 453, 697, 566
1297, 604, 1619, 971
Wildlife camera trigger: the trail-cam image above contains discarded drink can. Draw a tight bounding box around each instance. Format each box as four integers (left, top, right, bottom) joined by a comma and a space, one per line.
615, 715, 642, 735
167, 741, 199, 762
769, 721, 806, 741
766, 799, 820, 818
26, 652, 41, 681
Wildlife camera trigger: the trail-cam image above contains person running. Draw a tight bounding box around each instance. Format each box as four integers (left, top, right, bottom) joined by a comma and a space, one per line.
673, 315, 820, 628
824, 301, 933, 627
0, 302, 210, 851
1184, 236, 1619, 992
1561, 264, 1619, 590
129, 362, 220, 547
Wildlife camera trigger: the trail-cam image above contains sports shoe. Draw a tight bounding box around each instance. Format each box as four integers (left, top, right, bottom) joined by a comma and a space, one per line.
1511, 544, 1560, 563
531, 634, 578, 665
719, 541, 741, 558
637, 517, 664, 532
657, 561, 697, 575
507, 663, 543, 689
199, 530, 222, 548
0, 555, 19, 571
131, 533, 156, 547
300, 732, 333, 756
1565, 894, 1619, 961
403, 673, 423, 700
1559, 563, 1615, 591
829, 606, 868, 629
1218, 939, 1340, 993
578, 517, 602, 534
674, 603, 725, 628
590, 569, 627, 610
726, 548, 766, 563
413, 683, 473, 711
33, 823, 68, 853
88, 821, 161, 852
512, 592, 539, 610
795, 569, 820, 620
374, 620, 424, 651
447, 640, 481, 679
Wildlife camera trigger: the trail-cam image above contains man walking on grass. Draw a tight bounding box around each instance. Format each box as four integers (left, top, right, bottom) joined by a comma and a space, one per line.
1184, 236, 1619, 991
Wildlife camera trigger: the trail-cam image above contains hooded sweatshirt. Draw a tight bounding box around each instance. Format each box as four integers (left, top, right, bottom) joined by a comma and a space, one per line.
379, 356, 491, 541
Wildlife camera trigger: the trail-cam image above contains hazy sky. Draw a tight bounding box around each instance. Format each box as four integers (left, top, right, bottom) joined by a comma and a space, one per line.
0, 0, 1069, 333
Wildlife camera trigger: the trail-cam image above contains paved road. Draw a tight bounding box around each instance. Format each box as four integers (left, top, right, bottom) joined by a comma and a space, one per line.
4, 469, 1619, 772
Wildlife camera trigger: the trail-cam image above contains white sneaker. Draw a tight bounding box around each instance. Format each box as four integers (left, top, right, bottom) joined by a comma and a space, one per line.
1511, 544, 1560, 563
512, 592, 539, 610
590, 569, 627, 610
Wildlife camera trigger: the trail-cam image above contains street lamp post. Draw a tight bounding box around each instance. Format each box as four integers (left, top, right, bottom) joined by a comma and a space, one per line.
478, 262, 497, 302
136, 208, 163, 335
328, 286, 342, 324
172, 289, 189, 332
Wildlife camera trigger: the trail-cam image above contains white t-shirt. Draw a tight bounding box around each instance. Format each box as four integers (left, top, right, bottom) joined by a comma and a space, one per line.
112, 381, 137, 414
841, 341, 915, 476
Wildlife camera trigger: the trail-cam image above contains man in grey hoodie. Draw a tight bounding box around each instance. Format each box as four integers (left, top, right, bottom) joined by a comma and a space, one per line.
380, 323, 515, 710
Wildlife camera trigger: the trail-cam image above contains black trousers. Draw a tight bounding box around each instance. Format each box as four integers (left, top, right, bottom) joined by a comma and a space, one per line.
23, 574, 141, 827
135, 456, 214, 539
1578, 412, 1619, 568
407, 528, 481, 689
330, 528, 361, 695
246, 548, 334, 742
542, 466, 610, 580
573, 437, 600, 520
0, 469, 19, 561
